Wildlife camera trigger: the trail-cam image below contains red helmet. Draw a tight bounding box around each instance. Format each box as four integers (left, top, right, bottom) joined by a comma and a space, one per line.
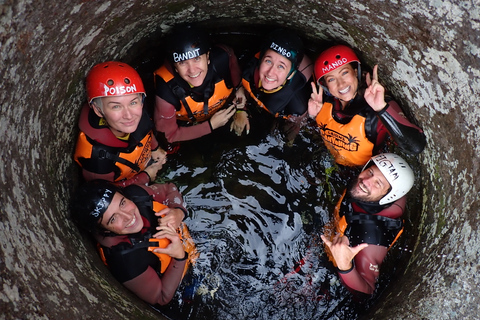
314, 45, 360, 84
86, 61, 146, 103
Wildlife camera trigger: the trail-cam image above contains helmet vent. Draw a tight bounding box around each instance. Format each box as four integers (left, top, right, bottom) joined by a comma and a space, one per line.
323, 61, 328, 66
124, 78, 131, 84
107, 79, 114, 86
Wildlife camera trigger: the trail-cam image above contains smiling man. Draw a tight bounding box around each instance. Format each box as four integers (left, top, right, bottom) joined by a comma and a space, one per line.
321, 153, 414, 295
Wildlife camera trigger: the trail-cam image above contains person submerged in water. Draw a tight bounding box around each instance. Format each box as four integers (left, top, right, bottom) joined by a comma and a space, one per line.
308, 45, 426, 166
153, 25, 246, 143
230, 29, 313, 137
74, 61, 167, 187
321, 153, 415, 294
71, 179, 192, 305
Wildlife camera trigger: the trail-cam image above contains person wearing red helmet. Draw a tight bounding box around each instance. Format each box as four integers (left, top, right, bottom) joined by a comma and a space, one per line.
153, 25, 246, 143
74, 61, 167, 187
71, 180, 193, 305
308, 45, 426, 166
230, 29, 314, 137
322, 153, 415, 294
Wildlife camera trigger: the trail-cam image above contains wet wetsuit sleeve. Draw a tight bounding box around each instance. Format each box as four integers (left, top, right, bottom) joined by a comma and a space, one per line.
226, 46, 242, 86
122, 257, 187, 305
375, 101, 426, 154
154, 95, 212, 143
142, 183, 187, 215
338, 245, 388, 294
81, 169, 150, 188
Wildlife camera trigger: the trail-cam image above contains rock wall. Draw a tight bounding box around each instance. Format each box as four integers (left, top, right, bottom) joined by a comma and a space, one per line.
1, 0, 478, 319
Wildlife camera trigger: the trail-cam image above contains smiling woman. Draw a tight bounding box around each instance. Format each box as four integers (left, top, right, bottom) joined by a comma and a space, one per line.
71, 180, 191, 306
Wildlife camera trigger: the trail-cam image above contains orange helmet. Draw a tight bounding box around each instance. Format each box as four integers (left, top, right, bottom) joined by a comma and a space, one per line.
86, 61, 146, 103
314, 45, 360, 84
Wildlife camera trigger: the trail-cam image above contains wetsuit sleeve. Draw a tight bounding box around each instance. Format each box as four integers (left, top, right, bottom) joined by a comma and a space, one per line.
375, 101, 426, 154
80, 168, 150, 187
142, 183, 187, 215
376, 196, 406, 219
153, 95, 212, 143
122, 257, 187, 305
338, 245, 387, 294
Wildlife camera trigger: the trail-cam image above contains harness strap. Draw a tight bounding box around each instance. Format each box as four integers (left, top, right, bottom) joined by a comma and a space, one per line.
346, 213, 402, 230
172, 85, 196, 122
96, 148, 141, 172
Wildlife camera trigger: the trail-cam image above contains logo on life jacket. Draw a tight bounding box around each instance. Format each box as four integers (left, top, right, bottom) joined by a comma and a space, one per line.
321, 126, 360, 152
322, 58, 349, 74
103, 84, 137, 96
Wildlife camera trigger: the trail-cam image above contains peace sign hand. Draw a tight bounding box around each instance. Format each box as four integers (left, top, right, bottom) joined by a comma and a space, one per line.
308, 82, 323, 118
364, 65, 387, 112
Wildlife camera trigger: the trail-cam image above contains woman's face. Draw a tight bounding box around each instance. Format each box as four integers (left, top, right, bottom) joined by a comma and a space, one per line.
258, 49, 293, 91
348, 165, 391, 203
93, 93, 143, 137
174, 53, 210, 87
100, 192, 143, 234
323, 63, 359, 102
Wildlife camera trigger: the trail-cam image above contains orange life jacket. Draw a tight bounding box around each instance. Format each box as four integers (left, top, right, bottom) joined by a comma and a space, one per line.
74, 131, 152, 182
154, 65, 233, 123
97, 200, 196, 277
323, 190, 403, 266
315, 102, 374, 166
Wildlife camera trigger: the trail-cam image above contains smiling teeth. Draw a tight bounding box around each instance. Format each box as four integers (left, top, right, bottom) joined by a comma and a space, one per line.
265, 76, 275, 82
125, 215, 136, 228
339, 86, 350, 94
359, 183, 368, 193
189, 72, 201, 78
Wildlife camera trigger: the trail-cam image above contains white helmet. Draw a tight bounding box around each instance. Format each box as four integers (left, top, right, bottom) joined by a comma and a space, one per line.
364, 153, 415, 205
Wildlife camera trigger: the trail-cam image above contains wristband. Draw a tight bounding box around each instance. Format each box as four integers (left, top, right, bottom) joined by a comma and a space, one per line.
337, 260, 354, 274
174, 251, 188, 261
376, 102, 390, 115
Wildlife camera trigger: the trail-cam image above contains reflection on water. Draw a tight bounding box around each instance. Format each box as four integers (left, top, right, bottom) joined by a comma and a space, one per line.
153, 114, 414, 320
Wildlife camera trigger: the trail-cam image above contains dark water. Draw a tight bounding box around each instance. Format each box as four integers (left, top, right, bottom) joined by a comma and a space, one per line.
133, 25, 421, 320
151, 112, 416, 320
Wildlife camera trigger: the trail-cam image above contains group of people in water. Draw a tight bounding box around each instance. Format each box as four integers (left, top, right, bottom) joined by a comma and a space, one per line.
70, 24, 426, 306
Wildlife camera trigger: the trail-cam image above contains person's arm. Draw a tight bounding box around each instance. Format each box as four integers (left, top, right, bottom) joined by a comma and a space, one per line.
154, 95, 212, 143
81, 168, 151, 187
122, 225, 187, 305
376, 101, 427, 154
298, 55, 313, 81
141, 183, 187, 229
338, 245, 388, 294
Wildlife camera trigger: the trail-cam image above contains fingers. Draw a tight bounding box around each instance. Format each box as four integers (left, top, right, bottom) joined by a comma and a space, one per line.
310, 81, 318, 96
372, 65, 378, 81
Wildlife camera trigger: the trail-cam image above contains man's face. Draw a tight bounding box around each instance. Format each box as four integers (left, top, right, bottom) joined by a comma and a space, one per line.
349, 165, 391, 202
99, 192, 143, 234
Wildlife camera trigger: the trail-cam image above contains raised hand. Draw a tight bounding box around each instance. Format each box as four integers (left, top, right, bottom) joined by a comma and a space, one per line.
364, 65, 387, 112
321, 234, 368, 271
308, 82, 323, 118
